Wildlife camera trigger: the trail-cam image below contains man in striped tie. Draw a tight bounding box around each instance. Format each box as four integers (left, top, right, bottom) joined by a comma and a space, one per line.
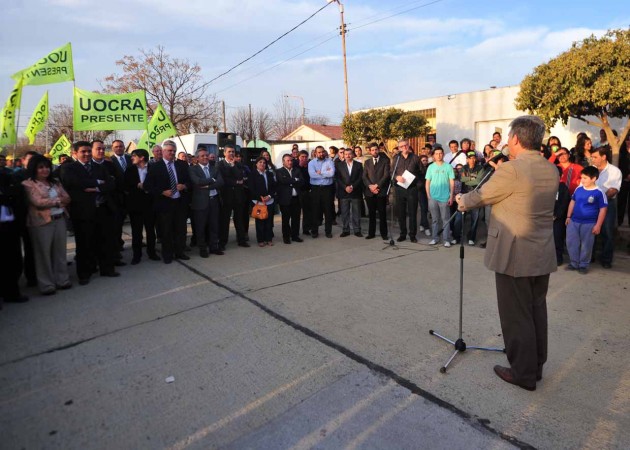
144, 140, 192, 264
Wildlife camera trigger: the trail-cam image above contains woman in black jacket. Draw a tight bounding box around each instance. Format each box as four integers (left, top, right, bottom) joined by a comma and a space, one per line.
248, 157, 276, 246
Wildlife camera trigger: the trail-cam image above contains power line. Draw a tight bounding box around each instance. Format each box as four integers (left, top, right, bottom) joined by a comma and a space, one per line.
348, 0, 444, 32
207, 2, 333, 85
347, 0, 444, 29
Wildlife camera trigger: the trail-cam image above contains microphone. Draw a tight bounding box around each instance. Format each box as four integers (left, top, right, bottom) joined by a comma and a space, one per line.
483, 148, 509, 169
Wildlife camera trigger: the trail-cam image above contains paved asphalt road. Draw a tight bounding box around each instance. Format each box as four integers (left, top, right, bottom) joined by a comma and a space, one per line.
1, 217, 628, 449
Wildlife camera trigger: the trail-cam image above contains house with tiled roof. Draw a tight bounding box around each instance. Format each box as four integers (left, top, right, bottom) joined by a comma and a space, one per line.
282, 124, 343, 141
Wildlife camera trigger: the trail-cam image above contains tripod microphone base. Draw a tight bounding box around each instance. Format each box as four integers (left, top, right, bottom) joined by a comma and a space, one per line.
429, 329, 505, 373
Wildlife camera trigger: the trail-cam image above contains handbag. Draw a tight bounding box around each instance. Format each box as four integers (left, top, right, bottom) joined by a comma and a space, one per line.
251, 198, 268, 220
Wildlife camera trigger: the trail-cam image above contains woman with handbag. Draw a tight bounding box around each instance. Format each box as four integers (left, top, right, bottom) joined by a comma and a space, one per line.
248, 157, 276, 247
22, 154, 72, 295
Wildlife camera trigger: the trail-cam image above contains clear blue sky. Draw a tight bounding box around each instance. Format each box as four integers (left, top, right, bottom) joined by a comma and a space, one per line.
1, 0, 628, 134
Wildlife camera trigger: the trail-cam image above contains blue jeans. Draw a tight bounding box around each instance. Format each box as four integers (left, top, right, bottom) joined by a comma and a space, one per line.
566, 221, 595, 269
429, 198, 450, 242
466, 207, 480, 242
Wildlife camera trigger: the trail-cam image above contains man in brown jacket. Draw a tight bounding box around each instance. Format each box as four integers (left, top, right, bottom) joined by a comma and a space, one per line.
456, 115, 558, 391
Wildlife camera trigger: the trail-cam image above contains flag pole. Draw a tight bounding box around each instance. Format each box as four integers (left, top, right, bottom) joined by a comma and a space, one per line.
72, 81, 76, 143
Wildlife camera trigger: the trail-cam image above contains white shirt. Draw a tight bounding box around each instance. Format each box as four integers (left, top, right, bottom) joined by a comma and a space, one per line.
285, 167, 297, 196
346, 161, 353, 176
137, 165, 148, 184
200, 164, 218, 197
596, 162, 622, 198
446, 151, 466, 168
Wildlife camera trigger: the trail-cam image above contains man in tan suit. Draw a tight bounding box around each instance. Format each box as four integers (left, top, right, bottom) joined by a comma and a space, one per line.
456, 115, 558, 391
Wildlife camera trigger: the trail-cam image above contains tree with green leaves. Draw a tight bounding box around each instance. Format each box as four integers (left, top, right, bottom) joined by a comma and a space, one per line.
342, 108, 430, 153
516, 29, 630, 164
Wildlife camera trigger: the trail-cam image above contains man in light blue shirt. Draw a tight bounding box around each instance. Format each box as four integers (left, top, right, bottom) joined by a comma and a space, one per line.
308, 146, 336, 238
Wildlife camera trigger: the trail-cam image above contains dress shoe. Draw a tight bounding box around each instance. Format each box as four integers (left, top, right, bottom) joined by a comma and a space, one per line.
184, 245, 192, 252
212, 249, 225, 256
311, 232, 319, 238
340, 231, 350, 237
258, 242, 267, 247
397, 236, 407, 242
365, 235, 376, 240
354, 232, 364, 237
5, 295, 29, 303
480, 242, 487, 248
163, 258, 173, 264
101, 271, 121, 277
237, 242, 250, 248
175, 254, 191, 260
325, 233, 333, 238
79, 278, 90, 286
381, 235, 388, 240
493, 365, 536, 391
56, 283, 72, 290
602, 262, 612, 269
199, 249, 209, 258
267, 241, 274, 246
42, 290, 56, 296
292, 237, 304, 243
283, 238, 292, 244
410, 237, 417, 243
148, 254, 161, 261
131, 257, 141, 265
114, 261, 127, 267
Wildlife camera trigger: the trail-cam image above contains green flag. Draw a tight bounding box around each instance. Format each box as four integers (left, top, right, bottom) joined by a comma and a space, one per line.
73, 87, 147, 131
25, 91, 49, 145
137, 104, 177, 149
12, 43, 74, 86
49, 134, 72, 164
0, 78, 24, 146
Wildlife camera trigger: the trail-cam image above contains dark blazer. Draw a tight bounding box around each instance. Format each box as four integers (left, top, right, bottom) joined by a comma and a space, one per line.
335, 160, 363, 199
61, 161, 116, 220
248, 170, 276, 203
275, 166, 304, 206
144, 159, 191, 212
189, 163, 224, 211
123, 165, 153, 213
217, 160, 245, 188
111, 153, 132, 175
363, 153, 391, 197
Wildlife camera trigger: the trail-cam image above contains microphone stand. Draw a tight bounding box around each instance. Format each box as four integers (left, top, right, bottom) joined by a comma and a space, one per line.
430, 165, 505, 373
383, 153, 401, 250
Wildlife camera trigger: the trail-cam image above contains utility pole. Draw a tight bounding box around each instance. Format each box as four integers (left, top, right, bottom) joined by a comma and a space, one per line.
221, 100, 227, 132
329, 0, 350, 116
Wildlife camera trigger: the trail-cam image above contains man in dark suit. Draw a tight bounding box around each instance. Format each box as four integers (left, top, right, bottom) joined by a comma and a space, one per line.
297, 150, 313, 236
362, 143, 390, 239
144, 140, 191, 264
336, 148, 364, 237
457, 115, 558, 391
393, 139, 422, 243
61, 141, 119, 284
124, 149, 160, 265
275, 153, 304, 244
189, 148, 224, 258
110, 139, 132, 251
217, 145, 249, 248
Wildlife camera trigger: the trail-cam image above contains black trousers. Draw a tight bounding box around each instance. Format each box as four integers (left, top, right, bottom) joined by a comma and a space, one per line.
129, 209, 156, 259
193, 197, 220, 251
366, 195, 388, 238
220, 187, 247, 245
72, 207, 117, 279
395, 185, 418, 238
618, 180, 630, 226
157, 198, 188, 261
310, 185, 334, 234
19, 224, 36, 284
495, 272, 549, 386
553, 218, 566, 264
280, 196, 301, 240
299, 190, 313, 234
0, 221, 23, 300
418, 187, 430, 229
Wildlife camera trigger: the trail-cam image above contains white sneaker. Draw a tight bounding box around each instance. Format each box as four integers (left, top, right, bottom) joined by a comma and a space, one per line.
419, 226, 425, 232
468, 240, 475, 246
424, 229, 431, 236
444, 241, 451, 248
450, 239, 457, 244
429, 239, 438, 245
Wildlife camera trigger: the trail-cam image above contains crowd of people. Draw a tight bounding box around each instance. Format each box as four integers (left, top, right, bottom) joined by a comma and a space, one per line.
0, 128, 628, 306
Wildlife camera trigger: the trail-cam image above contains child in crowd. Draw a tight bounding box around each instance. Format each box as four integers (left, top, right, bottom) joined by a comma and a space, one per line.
565, 166, 608, 274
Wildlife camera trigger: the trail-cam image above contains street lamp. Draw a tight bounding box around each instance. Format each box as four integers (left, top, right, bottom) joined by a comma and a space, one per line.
327, 0, 350, 116
285, 94, 305, 125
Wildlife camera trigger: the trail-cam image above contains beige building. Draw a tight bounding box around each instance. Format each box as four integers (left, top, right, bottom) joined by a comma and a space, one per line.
282, 124, 343, 142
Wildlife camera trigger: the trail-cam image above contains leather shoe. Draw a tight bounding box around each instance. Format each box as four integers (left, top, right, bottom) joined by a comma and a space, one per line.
79, 278, 90, 285
354, 232, 363, 237
292, 237, 303, 243
199, 249, 209, 258
175, 254, 191, 260
5, 295, 29, 303
410, 237, 418, 243
163, 258, 173, 264
114, 261, 127, 267
396, 236, 406, 242
311, 232, 319, 238
148, 254, 161, 261
340, 231, 350, 237
237, 242, 250, 248
283, 238, 291, 244
602, 262, 612, 269
325, 233, 333, 238
365, 235, 375, 239
493, 365, 536, 391
212, 249, 225, 256
131, 257, 141, 265
101, 271, 121, 278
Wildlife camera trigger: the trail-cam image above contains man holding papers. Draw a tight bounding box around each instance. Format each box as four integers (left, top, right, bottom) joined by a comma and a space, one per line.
393, 139, 422, 243
426, 144, 456, 247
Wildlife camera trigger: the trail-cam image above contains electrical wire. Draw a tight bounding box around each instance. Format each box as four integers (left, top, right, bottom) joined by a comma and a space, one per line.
207, 2, 333, 85
348, 0, 444, 32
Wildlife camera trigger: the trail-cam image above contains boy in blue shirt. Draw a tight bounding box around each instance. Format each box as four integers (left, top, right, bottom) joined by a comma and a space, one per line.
565, 166, 607, 273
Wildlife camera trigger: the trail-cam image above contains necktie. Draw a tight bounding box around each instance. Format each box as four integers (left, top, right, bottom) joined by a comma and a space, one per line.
85, 162, 92, 175
120, 156, 127, 172
203, 165, 210, 178
167, 162, 177, 195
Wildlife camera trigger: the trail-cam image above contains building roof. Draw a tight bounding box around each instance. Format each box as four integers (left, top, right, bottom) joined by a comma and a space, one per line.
282, 124, 343, 141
